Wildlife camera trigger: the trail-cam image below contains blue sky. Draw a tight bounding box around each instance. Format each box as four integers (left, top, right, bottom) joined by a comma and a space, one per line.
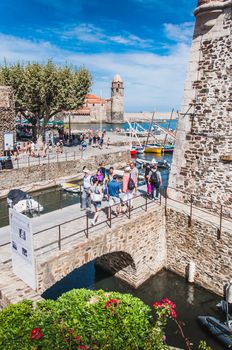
0, 0, 196, 112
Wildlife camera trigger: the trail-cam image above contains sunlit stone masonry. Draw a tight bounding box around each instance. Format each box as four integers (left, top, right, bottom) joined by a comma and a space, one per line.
169, 0, 232, 208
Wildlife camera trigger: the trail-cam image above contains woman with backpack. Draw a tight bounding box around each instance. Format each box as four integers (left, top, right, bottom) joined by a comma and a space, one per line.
90, 177, 103, 226
148, 165, 162, 200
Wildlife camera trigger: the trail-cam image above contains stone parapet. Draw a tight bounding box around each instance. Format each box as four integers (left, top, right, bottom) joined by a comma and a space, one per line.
0, 149, 130, 194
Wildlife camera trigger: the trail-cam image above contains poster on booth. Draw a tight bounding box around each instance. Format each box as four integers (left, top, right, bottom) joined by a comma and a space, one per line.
4, 132, 14, 151
9, 209, 37, 290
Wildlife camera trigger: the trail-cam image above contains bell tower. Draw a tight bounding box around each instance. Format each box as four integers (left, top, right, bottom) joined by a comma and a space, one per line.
169, 0, 232, 208
111, 74, 124, 123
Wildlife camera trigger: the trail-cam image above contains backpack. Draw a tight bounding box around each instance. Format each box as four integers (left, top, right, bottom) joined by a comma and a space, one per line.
150, 171, 159, 185
128, 175, 135, 191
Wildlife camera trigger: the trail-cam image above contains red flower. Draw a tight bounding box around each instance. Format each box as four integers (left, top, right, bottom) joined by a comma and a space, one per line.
105, 298, 121, 309
153, 298, 177, 319
30, 328, 43, 340
79, 346, 89, 349
170, 309, 177, 319
75, 335, 82, 342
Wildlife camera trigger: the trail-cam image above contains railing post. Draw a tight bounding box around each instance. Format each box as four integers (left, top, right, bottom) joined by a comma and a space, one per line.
48, 154, 50, 164
28, 157, 30, 168
188, 194, 193, 227
17, 158, 19, 169
110, 206, 112, 227
58, 225, 61, 250
86, 213, 89, 238
59, 190, 62, 209
74, 151, 76, 161
217, 204, 223, 240
128, 201, 131, 219
65, 152, 67, 162
37, 195, 40, 216
165, 188, 168, 217
145, 194, 148, 212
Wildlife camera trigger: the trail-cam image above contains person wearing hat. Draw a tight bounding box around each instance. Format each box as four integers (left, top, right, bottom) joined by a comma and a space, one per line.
81, 168, 92, 211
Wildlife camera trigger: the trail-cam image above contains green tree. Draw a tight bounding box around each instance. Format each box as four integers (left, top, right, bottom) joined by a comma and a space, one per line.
0, 60, 92, 139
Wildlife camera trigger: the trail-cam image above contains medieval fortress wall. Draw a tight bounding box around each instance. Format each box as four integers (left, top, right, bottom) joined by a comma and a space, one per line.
169, 0, 232, 208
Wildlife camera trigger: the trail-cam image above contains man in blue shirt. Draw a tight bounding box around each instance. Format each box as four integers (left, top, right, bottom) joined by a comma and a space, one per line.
107, 175, 121, 216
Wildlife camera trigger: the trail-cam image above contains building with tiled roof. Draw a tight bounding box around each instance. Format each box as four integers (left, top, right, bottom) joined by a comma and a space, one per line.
64, 75, 124, 124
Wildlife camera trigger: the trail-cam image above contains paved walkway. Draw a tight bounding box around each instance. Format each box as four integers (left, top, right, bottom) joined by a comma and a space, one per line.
0, 185, 231, 264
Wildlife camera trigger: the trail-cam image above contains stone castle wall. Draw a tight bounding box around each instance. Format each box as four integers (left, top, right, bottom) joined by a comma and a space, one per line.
166, 208, 232, 296
0, 86, 16, 150
0, 149, 130, 194
169, 0, 232, 208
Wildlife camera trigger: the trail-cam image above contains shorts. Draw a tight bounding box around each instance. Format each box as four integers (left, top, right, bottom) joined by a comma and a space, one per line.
93, 201, 102, 209
109, 196, 121, 206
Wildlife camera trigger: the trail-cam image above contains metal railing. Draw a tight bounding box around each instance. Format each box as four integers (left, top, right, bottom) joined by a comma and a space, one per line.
0, 185, 231, 260
33, 192, 159, 254
0, 149, 84, 172
163, 186, 232, 240
0, 192, 160, 256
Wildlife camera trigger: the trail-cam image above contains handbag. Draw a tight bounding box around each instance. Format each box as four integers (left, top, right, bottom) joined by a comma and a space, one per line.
91, 187, 103, 202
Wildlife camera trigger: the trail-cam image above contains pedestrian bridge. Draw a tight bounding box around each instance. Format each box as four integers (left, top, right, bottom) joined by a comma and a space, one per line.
0, 185, 231, 308
0, 188, 166, 307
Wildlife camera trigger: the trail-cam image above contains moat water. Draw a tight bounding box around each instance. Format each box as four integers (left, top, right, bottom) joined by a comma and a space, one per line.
42, 265, 223, 350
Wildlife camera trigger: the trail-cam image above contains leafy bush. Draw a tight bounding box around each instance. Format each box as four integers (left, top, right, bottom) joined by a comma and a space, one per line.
0, 289, 167, 350
0, 290, 212, 350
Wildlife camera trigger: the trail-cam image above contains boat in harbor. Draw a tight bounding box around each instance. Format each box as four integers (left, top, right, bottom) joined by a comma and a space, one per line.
136, 158, 170, 169
7, 189, 44, 214
144, 144, 162, 154
61, 183, 81, 194
197, 316, 232, 348
136, 146, 144, 154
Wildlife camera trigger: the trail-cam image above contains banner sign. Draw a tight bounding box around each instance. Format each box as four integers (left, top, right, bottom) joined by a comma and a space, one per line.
4, 132, 14, 150
9, 209, 37, 290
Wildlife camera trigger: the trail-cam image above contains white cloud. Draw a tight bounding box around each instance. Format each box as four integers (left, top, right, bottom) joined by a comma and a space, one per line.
0, 32, 191, 112
164, 22, 194, 43
63, 23, 153, 48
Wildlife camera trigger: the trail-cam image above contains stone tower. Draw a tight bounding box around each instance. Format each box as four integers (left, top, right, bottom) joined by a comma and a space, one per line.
111, 74, 124, 123
169, 0, 232, 208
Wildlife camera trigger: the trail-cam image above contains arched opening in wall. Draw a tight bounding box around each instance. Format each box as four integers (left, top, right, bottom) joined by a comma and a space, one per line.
41, 251, 135, 301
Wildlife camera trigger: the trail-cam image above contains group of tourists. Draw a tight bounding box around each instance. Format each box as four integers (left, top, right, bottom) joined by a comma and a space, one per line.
81, 160, 162, 226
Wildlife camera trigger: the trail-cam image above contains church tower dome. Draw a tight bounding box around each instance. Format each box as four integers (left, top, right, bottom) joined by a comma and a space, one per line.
111, 74, 124, 123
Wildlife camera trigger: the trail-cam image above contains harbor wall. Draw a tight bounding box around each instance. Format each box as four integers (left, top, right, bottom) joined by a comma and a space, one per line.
166, 208, 232, 296
0, 149, 130, 195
